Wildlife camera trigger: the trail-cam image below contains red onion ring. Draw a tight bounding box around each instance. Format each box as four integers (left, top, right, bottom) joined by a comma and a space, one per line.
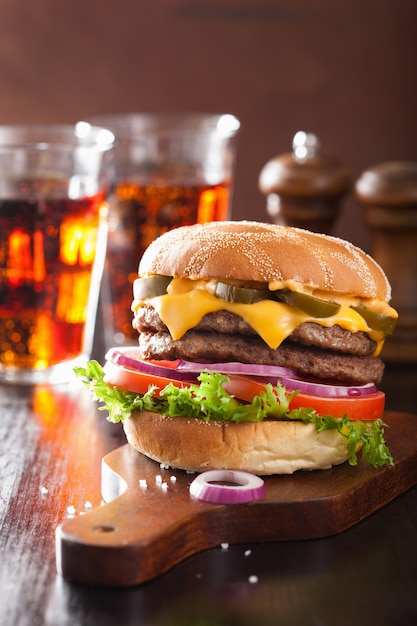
178, 359, 297, 378
265, 375, 377, 398
105, 348, 195, 382
189, 470, 266, 504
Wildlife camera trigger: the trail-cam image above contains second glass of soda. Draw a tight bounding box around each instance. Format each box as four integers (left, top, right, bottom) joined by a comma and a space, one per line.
86, 113, 240, 348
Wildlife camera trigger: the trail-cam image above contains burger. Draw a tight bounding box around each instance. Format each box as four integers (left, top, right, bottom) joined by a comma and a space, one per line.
78, 221, 397, 474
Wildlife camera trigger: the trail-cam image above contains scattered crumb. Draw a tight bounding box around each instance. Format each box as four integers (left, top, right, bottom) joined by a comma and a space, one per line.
248, 575, 259, 584
244, 549, 252, 557
221, 543, 229, 551
139, 479, 148, 489
66, 505, 76, 517
155, 475, 163, 485
170, 476, 177, 483
84, 500, 92, 510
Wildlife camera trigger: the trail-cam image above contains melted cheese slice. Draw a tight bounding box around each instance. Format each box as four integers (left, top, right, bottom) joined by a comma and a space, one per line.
134, 288, 385, 354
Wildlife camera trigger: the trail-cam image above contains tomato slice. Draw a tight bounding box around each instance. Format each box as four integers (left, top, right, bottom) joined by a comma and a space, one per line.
222, 374, 385, 421
288, 390, 385, 420
103, 361, 192, 395
222, 375, 272, 404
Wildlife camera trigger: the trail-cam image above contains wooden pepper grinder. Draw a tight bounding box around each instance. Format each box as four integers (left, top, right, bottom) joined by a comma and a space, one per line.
258, 131, 350, 234
355, 161, 417, 363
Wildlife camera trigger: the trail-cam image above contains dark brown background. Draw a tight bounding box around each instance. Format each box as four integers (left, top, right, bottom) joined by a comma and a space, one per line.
1, 0, 416, 251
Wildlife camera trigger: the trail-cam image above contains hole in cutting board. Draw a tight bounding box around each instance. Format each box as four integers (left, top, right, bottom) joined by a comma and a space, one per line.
93, 524, 116, 533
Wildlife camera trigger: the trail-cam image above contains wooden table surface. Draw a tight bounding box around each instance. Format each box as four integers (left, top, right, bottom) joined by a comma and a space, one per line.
1, 359, 416, 626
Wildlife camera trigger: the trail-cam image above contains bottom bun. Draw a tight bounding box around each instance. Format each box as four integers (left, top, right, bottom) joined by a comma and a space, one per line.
123, 411, 351, 475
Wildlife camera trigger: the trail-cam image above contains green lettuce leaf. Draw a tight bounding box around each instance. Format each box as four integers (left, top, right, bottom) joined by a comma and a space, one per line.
75, 361, 394, 469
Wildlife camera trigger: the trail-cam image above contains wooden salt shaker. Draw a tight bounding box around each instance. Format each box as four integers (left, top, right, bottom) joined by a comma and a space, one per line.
258, 131, 350, 234
355, 162, 417, 363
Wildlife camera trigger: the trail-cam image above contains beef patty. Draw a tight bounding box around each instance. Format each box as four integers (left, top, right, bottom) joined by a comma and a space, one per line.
134, 306, 384, 385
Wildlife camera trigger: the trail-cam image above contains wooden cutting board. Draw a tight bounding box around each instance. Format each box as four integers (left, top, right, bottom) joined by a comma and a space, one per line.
56, 411, 417, 587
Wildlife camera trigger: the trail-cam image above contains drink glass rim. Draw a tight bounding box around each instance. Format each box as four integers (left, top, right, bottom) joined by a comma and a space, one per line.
85, 112, 241, 139
0, 123, 115, 152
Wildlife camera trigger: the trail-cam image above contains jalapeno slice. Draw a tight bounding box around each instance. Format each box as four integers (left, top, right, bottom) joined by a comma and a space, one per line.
273, 289, 341, 318
215, 282, 271, 304
134, 275, 172, 299
350, 304, 397, 334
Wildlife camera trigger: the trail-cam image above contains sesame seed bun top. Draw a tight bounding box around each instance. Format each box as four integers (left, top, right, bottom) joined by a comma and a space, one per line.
138, 221, 391, 301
